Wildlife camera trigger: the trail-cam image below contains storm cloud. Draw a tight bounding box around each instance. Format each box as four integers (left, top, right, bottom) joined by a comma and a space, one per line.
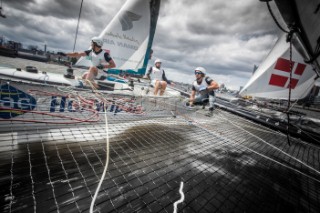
0, 0, 284, 90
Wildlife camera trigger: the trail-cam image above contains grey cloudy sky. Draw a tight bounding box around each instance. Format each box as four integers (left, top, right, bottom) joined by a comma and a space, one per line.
0, 0, 283, 90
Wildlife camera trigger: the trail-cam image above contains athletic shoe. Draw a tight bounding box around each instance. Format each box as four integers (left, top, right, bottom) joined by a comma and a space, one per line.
205, 107, 214, 117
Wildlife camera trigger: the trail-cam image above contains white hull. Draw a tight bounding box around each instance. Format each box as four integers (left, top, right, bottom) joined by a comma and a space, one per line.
0, 66, 76, 86
0, 66, 180, 98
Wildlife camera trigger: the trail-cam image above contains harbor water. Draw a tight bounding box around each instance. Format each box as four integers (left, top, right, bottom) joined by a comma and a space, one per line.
0, 55, 86, 76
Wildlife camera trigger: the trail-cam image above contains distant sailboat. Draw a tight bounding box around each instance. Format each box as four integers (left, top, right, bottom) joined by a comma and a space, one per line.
76, 0, 160, 76
240, 33, 317, 100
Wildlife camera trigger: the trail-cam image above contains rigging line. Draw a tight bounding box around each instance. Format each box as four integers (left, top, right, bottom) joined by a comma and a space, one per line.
286, 37, 294, 146
83, 80, 144, 114
73, 0, 84, 52
219, 113, 284, 135
285, 81, 317, 122
214, 111, 320, 177
217, 108, 320, 149
215, 107, 320, 149
215, 127, 320, 184
220, 107, 319, 146
265, 0, 289, 33
292, 126, 320, 144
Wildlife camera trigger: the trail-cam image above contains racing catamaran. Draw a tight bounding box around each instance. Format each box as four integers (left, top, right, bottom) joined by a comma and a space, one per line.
0, 0, 319, 213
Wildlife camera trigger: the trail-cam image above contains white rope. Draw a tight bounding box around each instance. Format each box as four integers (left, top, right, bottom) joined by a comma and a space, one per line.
173, 181, 185, 213
90, 94, 110, 212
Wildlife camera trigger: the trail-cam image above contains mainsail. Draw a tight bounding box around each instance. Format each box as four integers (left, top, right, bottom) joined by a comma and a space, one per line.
76, 0, 160, 75
272, 0, 320, 75
240, 33, 317, 100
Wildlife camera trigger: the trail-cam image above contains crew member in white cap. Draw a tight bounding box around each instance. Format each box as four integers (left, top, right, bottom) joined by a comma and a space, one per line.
146, 59, 174, 96
62, 36, 116, 88
188, 67, 219, 116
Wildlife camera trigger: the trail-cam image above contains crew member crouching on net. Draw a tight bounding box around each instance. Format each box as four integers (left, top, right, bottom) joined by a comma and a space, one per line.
146, 59, 174, 96
189, 67, 219, 116
63, 37, 116, 88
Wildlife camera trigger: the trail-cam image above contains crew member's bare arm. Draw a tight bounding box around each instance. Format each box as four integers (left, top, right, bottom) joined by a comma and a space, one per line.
207, 81, 219, 91
66, 52, 86, 57
106, 59, 116, 69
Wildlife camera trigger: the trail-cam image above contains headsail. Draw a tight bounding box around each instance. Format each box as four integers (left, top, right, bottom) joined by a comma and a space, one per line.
240, 33, 317, 100
76, 0, 160, 75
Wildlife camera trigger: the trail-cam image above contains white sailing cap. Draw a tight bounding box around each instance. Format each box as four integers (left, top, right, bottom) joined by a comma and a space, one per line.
154, 59, 162, 64
92, 36, 103, 47
195, 67, 206, 75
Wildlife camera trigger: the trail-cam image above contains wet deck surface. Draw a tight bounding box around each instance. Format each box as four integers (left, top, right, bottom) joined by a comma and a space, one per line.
0, 99, 320, 212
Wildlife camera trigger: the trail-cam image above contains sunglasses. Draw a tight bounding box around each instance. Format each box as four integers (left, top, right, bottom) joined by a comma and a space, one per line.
195, 71, 203, 75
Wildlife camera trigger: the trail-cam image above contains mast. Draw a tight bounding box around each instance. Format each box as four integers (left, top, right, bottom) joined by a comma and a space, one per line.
72, 0, 84, 52
141, 0, 161, 74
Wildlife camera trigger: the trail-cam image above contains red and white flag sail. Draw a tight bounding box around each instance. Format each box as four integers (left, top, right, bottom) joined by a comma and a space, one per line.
240, 34, 317, 100
269, 57, 306, 89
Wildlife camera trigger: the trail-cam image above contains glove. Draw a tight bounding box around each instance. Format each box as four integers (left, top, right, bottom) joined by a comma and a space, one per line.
96, 64, 104, 69
57, 52, 67, 56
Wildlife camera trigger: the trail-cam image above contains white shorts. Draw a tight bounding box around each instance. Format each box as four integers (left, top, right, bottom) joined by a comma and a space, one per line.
151, 79, 159, 87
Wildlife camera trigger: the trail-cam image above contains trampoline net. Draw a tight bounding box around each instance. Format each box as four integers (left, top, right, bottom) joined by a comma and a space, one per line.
0, 80, 320, 213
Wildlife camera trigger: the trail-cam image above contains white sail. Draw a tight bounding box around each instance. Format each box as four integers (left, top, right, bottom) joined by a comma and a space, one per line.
76, 0, 158, 72
272, 0, 320, 75
240, 33, 317, 100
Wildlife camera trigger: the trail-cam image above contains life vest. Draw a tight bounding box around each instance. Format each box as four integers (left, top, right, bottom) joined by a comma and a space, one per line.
149, 66, 164, 81
85, 49, 111, 66
192, 77, 214, 95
